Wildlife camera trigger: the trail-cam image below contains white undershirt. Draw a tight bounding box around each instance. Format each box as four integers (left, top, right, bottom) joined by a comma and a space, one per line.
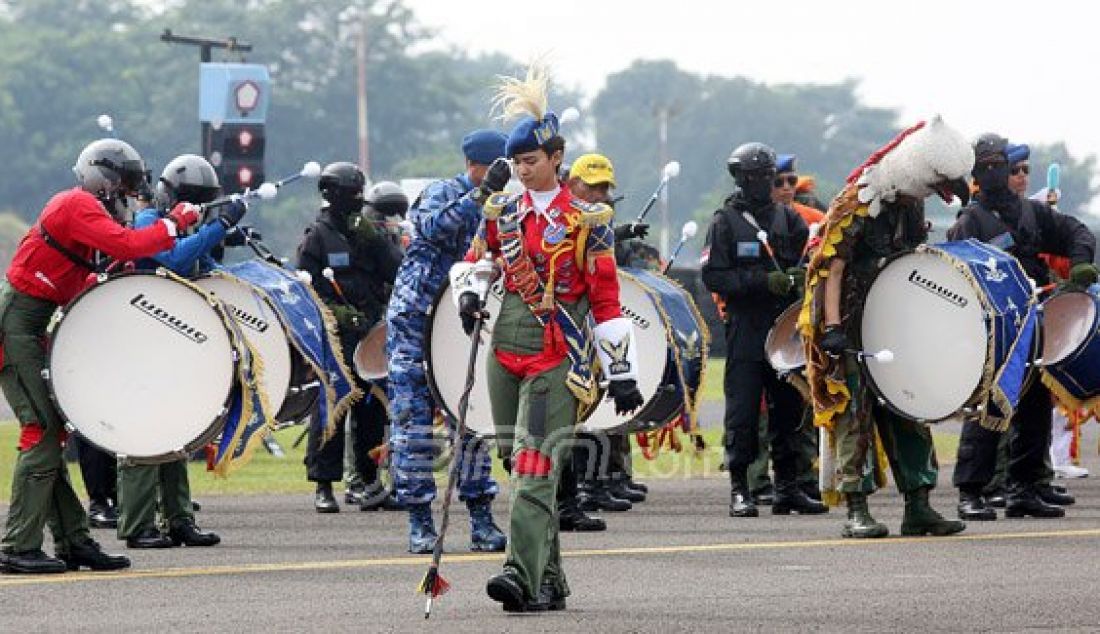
528, 185, 561, 220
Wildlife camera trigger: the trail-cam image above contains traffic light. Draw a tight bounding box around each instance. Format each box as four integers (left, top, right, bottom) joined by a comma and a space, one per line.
208, 123, 265, 195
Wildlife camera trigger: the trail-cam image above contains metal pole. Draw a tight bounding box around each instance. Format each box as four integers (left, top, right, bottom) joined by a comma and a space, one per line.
657, 107, 670, 258
356, 15, 370, 180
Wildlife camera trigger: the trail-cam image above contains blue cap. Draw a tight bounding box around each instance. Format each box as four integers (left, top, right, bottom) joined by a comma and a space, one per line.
1006, 143, 1030, 165
776, 154, 796, 173
461, 129, 507, 165
505, 113, 560, 158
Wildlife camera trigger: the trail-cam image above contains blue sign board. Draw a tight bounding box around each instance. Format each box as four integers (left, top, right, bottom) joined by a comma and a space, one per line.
199, 62, 271, 124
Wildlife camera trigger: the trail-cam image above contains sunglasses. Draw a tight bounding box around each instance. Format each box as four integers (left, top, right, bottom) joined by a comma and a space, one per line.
1011, 164, 1030, 176
773, 174, 798, 188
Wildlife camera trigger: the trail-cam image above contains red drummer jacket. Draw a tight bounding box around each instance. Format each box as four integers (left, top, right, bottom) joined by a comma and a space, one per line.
6, 188, 176, 305
469, 187, 622, 377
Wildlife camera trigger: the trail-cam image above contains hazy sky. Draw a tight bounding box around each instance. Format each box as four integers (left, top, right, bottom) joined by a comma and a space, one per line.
408, 0, 1097, 196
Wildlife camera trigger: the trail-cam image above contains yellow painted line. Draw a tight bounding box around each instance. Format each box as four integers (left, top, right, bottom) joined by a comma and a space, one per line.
2, 527, 1100, 588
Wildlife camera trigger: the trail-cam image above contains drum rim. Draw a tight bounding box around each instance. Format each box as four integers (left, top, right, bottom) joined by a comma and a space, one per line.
195, 271, 296, 418
765, 300, 805, 373
1040, 290, 1098, 367
424, 278, 494, 436
46, 269, 240, 463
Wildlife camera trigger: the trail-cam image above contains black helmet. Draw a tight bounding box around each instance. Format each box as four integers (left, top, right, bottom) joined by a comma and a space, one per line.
157, 154, 220, 207
727, 142, 777, 178
366, 181, 409, 219
73, 138, 149, 198
973, 133, 1008, 162
318, 162, 366, 205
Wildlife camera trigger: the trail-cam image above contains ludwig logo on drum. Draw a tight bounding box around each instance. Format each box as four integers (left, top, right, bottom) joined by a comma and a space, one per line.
129, 294, 209, 343
907, 270, 968, 308
225, 303, 269, 334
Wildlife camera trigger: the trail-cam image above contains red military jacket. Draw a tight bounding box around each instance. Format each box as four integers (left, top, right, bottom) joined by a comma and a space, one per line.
471, 187, 621, 376
7, 188, 175, 305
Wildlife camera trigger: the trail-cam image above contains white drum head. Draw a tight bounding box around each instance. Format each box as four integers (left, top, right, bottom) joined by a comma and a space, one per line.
427, 280, 503, 437
1041, 291, 1096, 365
581, 273, 667, 433
49, 274, 237, 461
861, 252, 986, 421
195, 275, 292, 414
354, 321, 388, 380
765, 301, 805, 372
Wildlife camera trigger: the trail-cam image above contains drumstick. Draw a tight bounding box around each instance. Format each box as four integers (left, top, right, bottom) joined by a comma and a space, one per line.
755, 230, 785, 274
321, 268, 353, 306
851, 349, 894, 363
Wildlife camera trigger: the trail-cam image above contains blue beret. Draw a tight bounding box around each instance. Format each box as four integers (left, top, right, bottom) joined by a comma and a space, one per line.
1006, 143, 1030, 165
505, 113, 560, 158
461, 129, 507, 165
776, 154, 796, 173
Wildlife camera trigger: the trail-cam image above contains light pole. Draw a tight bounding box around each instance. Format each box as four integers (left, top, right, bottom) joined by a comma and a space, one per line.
355, 12, 370, 180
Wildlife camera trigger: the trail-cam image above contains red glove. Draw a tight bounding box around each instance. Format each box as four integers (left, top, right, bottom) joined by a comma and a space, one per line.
167, 202, 200, 233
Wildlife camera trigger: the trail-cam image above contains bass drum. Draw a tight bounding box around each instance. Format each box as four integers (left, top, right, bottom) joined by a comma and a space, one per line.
860, 240, 1036, 422
581, 268, 706, 433
195, 271, 317, 423
47, 272, 239, 463
425, 279, 503, 437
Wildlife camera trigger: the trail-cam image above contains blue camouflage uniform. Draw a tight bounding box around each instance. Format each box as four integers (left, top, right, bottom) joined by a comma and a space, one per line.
386, 174, 497, 505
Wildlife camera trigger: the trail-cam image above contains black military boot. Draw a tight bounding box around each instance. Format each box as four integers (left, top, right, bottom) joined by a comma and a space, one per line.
578, 480, 631, 512
1005, 485, 1065, 518
729, 470, 758, 518
168, 520, 221, 547
0, 549, 68, 574
984, 487, 1006, 508
799, 481, 823, 502
1036, 484, 1075, 506
773, 482, 828, 515
88, 500, 119, 530
751, 482, 776, 506
957, 489, 996, 521
842, 492, 888, 538
487, 570, 541, 612
60, 539, 131, 571
558, 497, 606, 532
608, 478, 645, 503
314, 482, 339, 514
623, 477, 648, 495
901, 487, 966, 536
126, 527, 174, 549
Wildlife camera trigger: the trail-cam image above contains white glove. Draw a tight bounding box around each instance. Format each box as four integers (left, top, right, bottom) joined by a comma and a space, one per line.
593, 316, 639, 381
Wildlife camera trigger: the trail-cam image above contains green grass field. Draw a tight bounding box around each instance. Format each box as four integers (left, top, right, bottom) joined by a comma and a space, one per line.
0, 358, 959, 502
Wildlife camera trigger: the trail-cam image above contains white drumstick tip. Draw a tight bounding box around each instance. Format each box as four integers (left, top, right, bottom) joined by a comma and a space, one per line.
663, 160, 681, 180
301, 161, 322, 178
322, 267, 335, 281
256, 182, 278, 200
756, 230, 769, 245
559, 106, 580, 124
681, 221, 698, 240
96, 114, 114, 132
870, 349, 894, 363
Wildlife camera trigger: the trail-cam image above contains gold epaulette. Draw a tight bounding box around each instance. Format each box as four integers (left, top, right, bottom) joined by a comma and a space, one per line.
570, 199, 614, 227
483, 192, 518, 220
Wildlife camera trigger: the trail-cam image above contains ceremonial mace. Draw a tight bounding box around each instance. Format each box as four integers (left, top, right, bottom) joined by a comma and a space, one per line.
419, 255, 496, 619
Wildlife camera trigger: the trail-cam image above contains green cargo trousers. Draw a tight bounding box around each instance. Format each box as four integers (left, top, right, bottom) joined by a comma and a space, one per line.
833, 360, 938, 495
485, 291, 584, 600
117, 460, 193, 538
0, 283, 91, 555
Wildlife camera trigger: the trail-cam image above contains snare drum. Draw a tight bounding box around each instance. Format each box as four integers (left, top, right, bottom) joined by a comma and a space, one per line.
860, 239, 1036, 422
1040, 287, 1100, 408
47, 272, 239, 463
765, 301, 805, 374
353, 320, 388, 380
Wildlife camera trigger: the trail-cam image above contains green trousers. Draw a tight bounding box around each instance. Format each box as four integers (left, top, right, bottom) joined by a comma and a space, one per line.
117, 460, 193, 538
833, 358, 937, 495
0, 283, 90, 555
485, 291, 584, 599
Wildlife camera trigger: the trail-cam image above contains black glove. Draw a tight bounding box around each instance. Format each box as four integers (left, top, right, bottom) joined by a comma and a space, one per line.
458, 291, 485, 336
614, 222, 650, 242
608, 379, 645, 416
482, 157, 512, 193
819, 325, 849, 357
331, 304, 367, 333
218, 197, 248, 229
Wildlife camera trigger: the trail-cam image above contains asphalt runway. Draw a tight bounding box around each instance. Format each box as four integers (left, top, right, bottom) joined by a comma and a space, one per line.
4, 425, 1100, 633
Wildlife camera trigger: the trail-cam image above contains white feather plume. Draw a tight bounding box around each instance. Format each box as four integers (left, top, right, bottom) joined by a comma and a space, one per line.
491, 60, 550, 123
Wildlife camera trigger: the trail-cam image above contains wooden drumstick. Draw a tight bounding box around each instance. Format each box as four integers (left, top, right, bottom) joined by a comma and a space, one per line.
322, 267, 352, 306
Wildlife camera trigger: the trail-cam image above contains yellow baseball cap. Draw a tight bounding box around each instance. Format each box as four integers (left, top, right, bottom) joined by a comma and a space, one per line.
569, 153, 616, 187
